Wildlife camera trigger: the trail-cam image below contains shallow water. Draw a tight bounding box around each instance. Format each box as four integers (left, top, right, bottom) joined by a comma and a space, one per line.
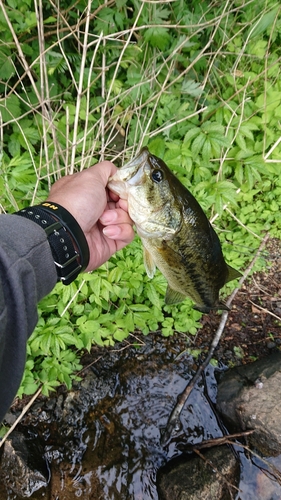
45, 352, 222, 499
1, 335, 281, 499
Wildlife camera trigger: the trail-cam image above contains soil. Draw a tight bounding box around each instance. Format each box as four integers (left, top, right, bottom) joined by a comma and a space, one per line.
2, 238, 280, 500
194, 237, 281, 367
10, 238, 281, 415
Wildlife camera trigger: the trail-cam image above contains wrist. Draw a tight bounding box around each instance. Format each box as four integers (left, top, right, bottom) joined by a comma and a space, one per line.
14, 203, 90, 285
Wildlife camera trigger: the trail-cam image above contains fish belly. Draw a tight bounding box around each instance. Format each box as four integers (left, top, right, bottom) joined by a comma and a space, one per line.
142, 235, 221, 310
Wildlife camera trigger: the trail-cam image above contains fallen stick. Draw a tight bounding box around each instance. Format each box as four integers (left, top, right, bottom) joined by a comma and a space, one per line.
161, 233, 270, 447
192, 430, 255, 450
0, 387, 42, 448
193, 448, 240, 498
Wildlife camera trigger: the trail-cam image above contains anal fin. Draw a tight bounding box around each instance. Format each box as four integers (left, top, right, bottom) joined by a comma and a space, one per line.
165, 285, 186, 305
225, 264, 241, 284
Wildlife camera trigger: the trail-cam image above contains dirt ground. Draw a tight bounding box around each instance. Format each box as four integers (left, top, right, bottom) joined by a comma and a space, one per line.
194, 237, 281, 366
10, 238, 281, 418
3, 238, 280, 500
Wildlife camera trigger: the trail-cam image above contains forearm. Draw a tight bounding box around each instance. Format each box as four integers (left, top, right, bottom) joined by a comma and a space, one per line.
0, 214, 57, 421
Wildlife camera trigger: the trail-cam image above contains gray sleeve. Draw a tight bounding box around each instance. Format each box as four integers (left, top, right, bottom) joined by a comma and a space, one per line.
0, 214, 57, 421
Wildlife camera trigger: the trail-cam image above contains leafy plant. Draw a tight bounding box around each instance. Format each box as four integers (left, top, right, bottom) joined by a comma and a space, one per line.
0, 0, 280, 396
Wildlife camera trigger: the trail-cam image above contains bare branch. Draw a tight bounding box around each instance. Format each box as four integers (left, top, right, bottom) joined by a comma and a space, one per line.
161, 233, 270, 447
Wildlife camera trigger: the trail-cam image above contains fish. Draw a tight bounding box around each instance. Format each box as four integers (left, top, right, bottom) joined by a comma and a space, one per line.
108, 147, 241, 313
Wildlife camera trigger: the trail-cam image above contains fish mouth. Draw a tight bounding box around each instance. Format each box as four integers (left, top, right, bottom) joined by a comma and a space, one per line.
111, 147, 150, 185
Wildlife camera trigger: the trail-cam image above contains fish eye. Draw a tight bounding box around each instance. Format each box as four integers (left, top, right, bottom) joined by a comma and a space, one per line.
151, 169, 164, 183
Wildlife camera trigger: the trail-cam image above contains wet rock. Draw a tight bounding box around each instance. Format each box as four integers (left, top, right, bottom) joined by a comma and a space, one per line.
3, 335, 281, 499
0, 431, 49, 497
217, 351, 281, 456
266, 341, 276, 349
157, 445, 239, 500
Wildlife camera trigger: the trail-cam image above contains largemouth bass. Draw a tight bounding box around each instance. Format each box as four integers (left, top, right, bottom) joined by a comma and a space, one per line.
108, 147, 241, 313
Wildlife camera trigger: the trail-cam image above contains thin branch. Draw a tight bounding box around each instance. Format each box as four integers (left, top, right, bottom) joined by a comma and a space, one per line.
34, 0, 50, 184
249, 300, 281, 323
161, 233, 270, 447
224, 207, 262, 240
98, 3, 145, 159
192, 430, 255, 450
231, 440, 281, 484
70, 0, 92, 174
0, 0, 41, 103
0, 387, 42, 448
60, 279, 86, 317
193, 448, 240, 497
148, 106, 208, 138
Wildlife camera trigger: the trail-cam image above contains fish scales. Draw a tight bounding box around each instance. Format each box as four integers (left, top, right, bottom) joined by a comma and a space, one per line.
108, 147, 241, 313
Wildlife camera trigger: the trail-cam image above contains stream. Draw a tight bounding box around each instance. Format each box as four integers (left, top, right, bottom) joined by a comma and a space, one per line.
1, 334, 281, 499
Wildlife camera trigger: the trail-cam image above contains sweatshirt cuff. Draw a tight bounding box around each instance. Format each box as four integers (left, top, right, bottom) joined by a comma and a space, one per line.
1, 214, 57, 301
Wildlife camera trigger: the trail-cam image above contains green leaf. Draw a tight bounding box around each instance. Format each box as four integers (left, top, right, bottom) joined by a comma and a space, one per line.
248, 6, 279, 39
79, 320, 100, 334
184, 127, 200, 144
130, 304, 150, 312
126, 66, 141, 87
191, 133, 206, 159
153, 7, 170, 22
144, 27, 170, 50
22, 382, 39, 396
124, 310, 134, 331
8, 136, 21, 157
148, 137, 166, 158
201, 139, 212, 162
0, 49, 14, 80
108, 266, 124, 283
114, 329, 128, 342
0, 95, 21, 121
245, 165, 254, 189
235, 133, 247, 151
234, 163, 244, 185
181, 79, 203, 97
89, 275, 101, 297
146, 283, 162, 309
202, 122, 225, 135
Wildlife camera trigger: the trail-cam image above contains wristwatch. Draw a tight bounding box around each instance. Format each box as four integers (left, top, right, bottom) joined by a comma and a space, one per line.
15, 202, 90, 285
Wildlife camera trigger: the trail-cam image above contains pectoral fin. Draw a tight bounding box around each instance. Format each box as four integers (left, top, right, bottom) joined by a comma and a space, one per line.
165, 285, 186, 305
143, 248, 156, 278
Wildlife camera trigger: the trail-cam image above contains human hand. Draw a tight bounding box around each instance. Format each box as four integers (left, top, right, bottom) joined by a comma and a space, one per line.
47, 162, 134, 271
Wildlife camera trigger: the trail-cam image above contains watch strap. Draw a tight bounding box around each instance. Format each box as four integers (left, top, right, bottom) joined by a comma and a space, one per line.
14, 204, 89, 285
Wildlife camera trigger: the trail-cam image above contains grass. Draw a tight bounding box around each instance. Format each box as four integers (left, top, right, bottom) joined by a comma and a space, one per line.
0, 0, 281, 397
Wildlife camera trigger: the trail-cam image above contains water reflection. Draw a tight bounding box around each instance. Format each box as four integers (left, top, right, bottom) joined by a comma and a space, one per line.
1, 336, 281, 499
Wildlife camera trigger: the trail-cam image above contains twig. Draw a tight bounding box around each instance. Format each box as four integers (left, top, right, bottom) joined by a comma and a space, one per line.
161, 233, 270, 447
60, 279, 86, 317
0, 387, 42, 448
0, 1, 41, 104
76, 355, 103, 375
70, 0, 92, 174
229, 440, 281, 484
224, 208, 262, 240
99, 3, 145, 159
249, 299, 281, 323
193, 448, 240, 497
148, 106, 208, 138
192, 430, 255, 450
